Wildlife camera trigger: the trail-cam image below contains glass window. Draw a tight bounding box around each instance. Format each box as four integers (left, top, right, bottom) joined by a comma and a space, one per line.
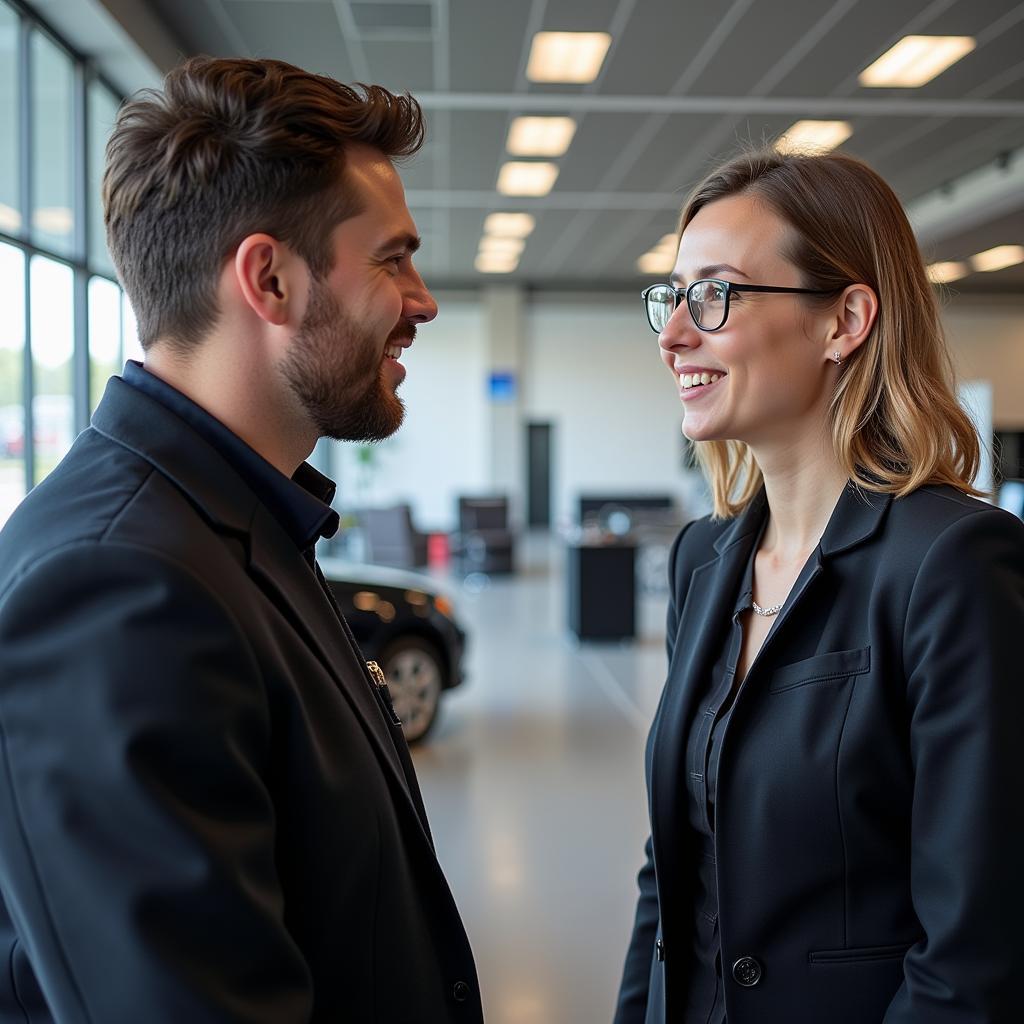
0, 241, 26, 522
30, 255, 74, 483
88, 275, 121, 412
30, 30, 75, 258
0, 1, 20, 236
87, 80, 119, 274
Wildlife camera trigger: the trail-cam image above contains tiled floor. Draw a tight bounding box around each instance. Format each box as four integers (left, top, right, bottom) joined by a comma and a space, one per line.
411, 536, 671, 1024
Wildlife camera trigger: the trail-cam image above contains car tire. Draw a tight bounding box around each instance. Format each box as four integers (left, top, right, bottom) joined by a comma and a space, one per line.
379, 636, 445, 744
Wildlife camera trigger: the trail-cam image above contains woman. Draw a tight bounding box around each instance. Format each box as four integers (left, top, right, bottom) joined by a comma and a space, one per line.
614, 149, 1024, 1024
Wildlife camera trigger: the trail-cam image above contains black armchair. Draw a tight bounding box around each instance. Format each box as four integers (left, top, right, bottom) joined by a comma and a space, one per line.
358, 504, 429, 568
451, 496, 515, 575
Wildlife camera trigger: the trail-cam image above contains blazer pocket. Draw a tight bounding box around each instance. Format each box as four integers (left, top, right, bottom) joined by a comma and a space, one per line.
768, 646, 871, 693
809, 941, 912, 965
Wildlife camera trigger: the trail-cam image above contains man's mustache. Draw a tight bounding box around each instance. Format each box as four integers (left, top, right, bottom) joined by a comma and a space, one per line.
387, 324, 416, 346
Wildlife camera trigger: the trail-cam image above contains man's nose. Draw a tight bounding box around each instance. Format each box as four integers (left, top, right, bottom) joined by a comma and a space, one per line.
405, 273, 438, 325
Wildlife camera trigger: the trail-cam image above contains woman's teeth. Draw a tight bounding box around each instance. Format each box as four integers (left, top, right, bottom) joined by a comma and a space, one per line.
681, 372, 722, 390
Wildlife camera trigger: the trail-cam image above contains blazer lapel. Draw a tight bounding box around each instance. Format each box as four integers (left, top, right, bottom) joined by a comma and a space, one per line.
92, 376, 435, 844
245, 506, 433, 838
738, 482, 893, 681
649, 494, 766, 888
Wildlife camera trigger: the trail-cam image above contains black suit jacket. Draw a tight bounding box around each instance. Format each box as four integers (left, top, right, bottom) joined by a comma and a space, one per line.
615, 483, 1024, 1024
0, 377, 482, 1023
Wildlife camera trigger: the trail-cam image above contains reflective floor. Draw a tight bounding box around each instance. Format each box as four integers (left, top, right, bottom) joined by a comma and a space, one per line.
411, 536, 670, 1024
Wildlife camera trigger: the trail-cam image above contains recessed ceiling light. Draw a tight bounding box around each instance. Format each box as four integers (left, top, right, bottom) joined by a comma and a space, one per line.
859, 35, 975, 88
476, 251, 518, 274
507, 116, 578, 157
483, 212, 536, 238
926, 261, 969, 284
653, 233, 678, 253
32, 206, 74, 235
0, 202, 21, 233
526, 31, 612, 84
497, 161, 559, 197
775, 120, 853, 155
969, 245, 1024, 273
479, 236, 526, 256
637, 251, 675, 275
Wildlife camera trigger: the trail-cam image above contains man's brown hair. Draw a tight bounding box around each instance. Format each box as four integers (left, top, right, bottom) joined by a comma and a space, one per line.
103, 57, 425, 351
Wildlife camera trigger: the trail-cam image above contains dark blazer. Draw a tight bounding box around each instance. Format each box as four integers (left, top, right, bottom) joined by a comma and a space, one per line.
0, 377, 482, 1024
615, 483, 1024, 1024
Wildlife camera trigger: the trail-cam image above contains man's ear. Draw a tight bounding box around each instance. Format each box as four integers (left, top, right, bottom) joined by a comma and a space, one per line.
827, 283, 878, 364
232, 233, 304, 328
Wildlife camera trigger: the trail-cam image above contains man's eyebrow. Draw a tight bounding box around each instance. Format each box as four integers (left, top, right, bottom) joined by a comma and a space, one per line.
669, 263, 749, 286
375, 232, 421, 257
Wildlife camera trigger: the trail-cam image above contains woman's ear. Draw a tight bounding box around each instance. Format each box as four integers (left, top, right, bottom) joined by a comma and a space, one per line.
232, 233, 301, 328
827, 283, 878, 364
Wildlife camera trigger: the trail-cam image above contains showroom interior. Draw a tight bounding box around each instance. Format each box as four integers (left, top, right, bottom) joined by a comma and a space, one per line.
2, 0, 1024, 1020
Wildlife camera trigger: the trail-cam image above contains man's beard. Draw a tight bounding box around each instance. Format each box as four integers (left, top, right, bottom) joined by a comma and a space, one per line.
281, 277, 407, 442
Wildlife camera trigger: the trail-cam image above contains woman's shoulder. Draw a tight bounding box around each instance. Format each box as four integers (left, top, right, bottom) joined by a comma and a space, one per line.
888, 483, 1023, 540
669, 513, 736, 569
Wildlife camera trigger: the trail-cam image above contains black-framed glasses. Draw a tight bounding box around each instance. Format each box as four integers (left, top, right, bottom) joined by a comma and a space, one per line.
641, 278, 835, 333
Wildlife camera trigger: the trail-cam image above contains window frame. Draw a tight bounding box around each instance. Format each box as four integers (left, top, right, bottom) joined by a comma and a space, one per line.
0, 0, 126, 497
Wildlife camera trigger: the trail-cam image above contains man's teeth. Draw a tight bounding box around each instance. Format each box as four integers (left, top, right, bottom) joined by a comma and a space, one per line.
384, 344, 403, 359
681, 372, 722, 389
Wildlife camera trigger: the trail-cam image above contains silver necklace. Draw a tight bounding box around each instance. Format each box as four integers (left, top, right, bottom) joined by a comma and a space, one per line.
751, 599, 783, 617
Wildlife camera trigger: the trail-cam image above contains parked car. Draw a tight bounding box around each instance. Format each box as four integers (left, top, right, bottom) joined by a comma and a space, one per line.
319, 557, 467, 743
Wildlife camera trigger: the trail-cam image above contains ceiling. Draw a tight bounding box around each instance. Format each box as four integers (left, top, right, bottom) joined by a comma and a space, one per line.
72, 0, 1024, 291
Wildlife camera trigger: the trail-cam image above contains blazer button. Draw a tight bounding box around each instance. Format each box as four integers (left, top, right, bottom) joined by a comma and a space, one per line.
732, 956, 763, 987
655, 938, 665, 962
452, 981, 471, 1003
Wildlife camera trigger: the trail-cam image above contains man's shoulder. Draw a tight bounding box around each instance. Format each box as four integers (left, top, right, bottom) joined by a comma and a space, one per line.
0, 428, 233, 595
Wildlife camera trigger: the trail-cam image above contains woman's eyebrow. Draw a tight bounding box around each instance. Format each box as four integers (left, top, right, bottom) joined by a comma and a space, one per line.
670, 263, 749, 286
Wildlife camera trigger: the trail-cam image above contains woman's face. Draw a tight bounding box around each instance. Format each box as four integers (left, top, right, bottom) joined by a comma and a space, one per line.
659, 192, 835, 447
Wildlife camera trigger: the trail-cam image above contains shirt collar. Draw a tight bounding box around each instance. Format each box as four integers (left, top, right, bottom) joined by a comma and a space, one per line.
121, 360, 339, 552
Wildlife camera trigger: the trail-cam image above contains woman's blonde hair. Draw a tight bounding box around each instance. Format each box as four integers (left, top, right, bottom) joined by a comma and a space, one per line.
679, 149, 983, 518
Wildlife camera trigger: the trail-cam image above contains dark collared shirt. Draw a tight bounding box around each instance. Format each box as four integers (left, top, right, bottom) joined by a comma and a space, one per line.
681, 517, 768, 1024
121, 360, 339, 559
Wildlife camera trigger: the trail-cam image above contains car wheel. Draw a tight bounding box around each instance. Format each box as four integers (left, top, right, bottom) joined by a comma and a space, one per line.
380, 636, 445, 743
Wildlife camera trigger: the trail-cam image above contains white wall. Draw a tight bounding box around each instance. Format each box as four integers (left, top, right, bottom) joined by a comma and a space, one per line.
941, 298, 1024, 428
326, 291, 1024, 533
329, 296, 489, 531
524, 296, 702, 527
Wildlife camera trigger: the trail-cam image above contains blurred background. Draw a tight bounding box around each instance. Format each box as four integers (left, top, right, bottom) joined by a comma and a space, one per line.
1, 1, 1023, 1020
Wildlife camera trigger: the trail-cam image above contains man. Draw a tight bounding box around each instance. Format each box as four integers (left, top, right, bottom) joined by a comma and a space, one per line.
0, 57, 481, 1023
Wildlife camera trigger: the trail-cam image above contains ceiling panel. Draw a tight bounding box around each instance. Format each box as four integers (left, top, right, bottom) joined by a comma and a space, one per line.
115, 0, 1024, 289
448, 0, 531, 92
224, 2, 352, 79
361, 38, 435, 93
687, 0, 847, 97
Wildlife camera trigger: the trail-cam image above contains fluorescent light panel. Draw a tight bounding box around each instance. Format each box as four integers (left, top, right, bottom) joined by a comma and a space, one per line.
526, 31, 612, 83
969, 245, 1024, 273
637, 251, 675, 275
859, 35, 975, 88
926, 261, 968, 284
507, 116, 577, 157
497, 161, 559, 197
476, 251, 518, 274
479, 236, 525, 256
483, 212, 536, 238
775, 120, 853, 155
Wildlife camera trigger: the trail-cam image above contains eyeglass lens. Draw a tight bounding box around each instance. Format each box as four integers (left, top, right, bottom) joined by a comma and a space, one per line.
645, 280, 729, 332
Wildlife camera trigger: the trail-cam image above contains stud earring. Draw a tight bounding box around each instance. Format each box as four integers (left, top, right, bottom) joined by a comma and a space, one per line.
833, 351, 843, 366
